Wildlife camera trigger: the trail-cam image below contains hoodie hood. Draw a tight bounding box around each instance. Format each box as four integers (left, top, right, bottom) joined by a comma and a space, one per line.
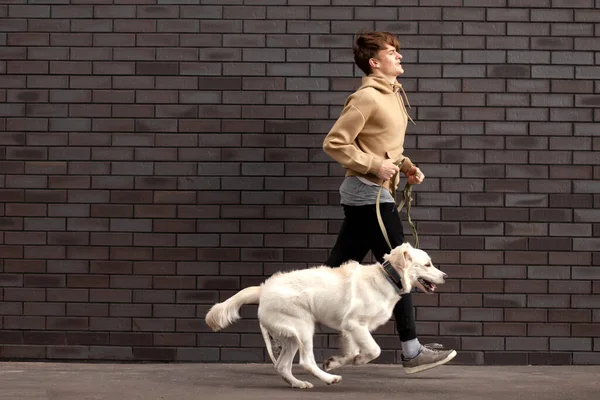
359, 75, 400, 94
359, 75, 415, 125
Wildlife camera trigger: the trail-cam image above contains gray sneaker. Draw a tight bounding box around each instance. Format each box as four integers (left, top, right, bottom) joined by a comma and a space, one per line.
401, 343, 457, 374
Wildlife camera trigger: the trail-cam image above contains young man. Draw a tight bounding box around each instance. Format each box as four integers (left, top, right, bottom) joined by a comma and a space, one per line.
322, 31, 457, 373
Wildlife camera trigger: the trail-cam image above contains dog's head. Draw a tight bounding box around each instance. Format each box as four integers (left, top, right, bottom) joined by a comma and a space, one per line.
383, 242, 447, 294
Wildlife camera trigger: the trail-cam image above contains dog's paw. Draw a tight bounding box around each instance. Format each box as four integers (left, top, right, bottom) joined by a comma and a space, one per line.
292, 381, 314, 389
323, 357, 342, 371
326, 375, 342, 385
353, 354, 367, 365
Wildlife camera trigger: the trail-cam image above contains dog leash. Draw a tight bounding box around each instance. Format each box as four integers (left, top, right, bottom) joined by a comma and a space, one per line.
375, 167, 419, 251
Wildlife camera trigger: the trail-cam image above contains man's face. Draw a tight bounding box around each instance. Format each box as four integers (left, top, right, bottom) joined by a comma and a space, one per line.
371, 44, 403, 77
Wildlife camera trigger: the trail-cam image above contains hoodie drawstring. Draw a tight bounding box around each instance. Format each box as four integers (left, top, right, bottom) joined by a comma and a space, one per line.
397, 86, 416, 125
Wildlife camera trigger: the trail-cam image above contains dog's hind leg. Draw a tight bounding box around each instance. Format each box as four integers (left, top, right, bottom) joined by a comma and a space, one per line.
274, 337, 313, 389
296, 325, 342, 385
323, 332, 359, 372
260, 323, 277, 364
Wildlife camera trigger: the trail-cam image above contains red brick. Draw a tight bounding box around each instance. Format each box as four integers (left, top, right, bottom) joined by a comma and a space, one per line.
90, 261, 132, 275
176, 290, 218, 305
47, 260, 87, 274
549, 281, 592, 294
154, 248, 196, 261
6, 203, 46, 217
4, 288, 45, 302
529, 352, 573, 365
0, 189, 25, 203
134, 205, 176, 219
90, 233, 132, 247
62, 245, 103, 263
111, 276, 152, 289
133, 290, 175, 304
24, 274, 65, 288
461, 279, 504, 293
90, 289, 132, 303
4, 316, 45, 330
130, 262, 175, 276
4, 260, 45, 273
109, 191, 152, 204
66, 303, 108, 317
110, 247, 153, 261
47, 232, 88, 246
529, 295, 571, 308
46, 291, 87, 306
46, 317, 88, 331
93, 61, 135, 75
23, 331, 66, 345
549, 309, 591, 323
506, 337, 548, 351
155, 332, 195, 347
65, 333, 108, 347
484, 352, 528, 365
133, 347, 176, 361
0, 273, 23, 287
90, 318, 132, 332
132, 318, 174, 332
1, 344, 46, 359
529, 323, 571, 336
0, 331, 23, 344
462, 337, 505, 351
91, 204, 132, 218
152, 305, 194, 319
0, 302, 23, 315
134, 233, 176, 247
68, 275, 109, 288
572, 295, 600, 308
24, 245, 65, 259
440, 322, 482, 336
505, 280, 548, 293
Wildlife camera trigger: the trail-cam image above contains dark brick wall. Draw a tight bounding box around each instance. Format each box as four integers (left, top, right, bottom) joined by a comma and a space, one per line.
1, 0, 599, 365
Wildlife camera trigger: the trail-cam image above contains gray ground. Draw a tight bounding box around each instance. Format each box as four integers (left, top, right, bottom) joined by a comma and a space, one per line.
1, 362, 598, 400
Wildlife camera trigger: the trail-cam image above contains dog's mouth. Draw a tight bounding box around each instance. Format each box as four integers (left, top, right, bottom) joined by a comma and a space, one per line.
417, 278, 437, 293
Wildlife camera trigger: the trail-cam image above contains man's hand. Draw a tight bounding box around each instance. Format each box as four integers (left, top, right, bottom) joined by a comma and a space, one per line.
376, 159, 400, 181
405, 166, 424, 185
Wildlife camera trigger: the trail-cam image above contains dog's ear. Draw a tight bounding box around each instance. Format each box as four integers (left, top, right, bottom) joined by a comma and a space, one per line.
403, 249, 412, 263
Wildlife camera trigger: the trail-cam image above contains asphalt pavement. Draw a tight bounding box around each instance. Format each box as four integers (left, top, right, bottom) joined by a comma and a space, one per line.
0, 362, 598, 400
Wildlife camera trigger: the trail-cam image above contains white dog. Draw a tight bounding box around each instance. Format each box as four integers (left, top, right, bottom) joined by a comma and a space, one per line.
205, 242, 447, 389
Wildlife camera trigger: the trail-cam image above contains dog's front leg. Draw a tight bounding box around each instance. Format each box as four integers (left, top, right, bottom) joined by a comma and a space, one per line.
323, 332, 359, 372
347, 326, 381, 365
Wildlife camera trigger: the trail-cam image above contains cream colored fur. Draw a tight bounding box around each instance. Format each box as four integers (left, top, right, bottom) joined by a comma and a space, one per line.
205, 242, 447, 389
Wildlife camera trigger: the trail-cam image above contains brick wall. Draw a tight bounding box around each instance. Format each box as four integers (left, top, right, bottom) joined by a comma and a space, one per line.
1, 0, 599, 365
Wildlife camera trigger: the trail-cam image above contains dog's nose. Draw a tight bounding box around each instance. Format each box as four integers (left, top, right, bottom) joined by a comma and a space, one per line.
442, 273, 448, 280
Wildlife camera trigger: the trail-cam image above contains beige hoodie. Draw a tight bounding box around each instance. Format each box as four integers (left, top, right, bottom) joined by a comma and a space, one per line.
323, 75, 415, 193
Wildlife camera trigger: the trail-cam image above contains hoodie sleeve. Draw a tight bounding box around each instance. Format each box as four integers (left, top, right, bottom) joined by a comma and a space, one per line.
322, 91, 383, 176
398, 156, 414, 173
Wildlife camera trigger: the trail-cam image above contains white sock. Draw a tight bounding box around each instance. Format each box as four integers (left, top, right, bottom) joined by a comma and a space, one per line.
401, 338, 421, 359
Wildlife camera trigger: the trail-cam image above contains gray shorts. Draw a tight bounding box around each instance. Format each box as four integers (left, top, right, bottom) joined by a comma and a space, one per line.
339, 176, 396, 206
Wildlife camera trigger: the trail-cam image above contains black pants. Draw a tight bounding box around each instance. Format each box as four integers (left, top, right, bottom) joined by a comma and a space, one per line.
325, 203, 417, 342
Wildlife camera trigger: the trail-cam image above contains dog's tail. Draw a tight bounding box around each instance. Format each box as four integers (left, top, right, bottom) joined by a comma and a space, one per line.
260, 323, 277, 364
205, 286, 261, 331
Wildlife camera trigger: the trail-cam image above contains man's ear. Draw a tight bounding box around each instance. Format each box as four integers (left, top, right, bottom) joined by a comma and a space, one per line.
369, 57, 379, 70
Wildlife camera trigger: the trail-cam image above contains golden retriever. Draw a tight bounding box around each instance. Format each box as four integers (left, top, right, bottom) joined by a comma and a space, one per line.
205, 242, 447, 389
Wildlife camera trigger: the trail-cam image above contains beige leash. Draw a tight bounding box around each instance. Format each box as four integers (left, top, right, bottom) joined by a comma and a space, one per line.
375, 170, 419, 250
